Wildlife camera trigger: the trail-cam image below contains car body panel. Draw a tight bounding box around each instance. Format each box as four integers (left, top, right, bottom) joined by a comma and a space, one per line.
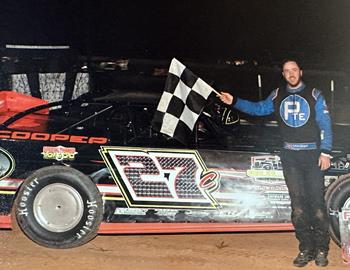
0, 92, 349, 234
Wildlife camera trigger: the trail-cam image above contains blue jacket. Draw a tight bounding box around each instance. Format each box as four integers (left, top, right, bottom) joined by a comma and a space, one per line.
233, 84, 332, 154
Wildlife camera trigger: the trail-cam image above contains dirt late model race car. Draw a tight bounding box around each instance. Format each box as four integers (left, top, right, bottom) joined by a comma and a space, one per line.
0, 90, 349, 249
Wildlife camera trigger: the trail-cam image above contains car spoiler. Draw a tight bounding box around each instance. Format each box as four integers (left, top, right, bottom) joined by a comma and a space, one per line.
0, 100, 64, 130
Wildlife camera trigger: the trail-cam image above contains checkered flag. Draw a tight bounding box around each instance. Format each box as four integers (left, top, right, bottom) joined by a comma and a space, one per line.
152, 58, 216, 144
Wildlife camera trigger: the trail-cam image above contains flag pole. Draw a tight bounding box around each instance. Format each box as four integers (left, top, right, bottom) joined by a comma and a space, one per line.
212, 88, 221, 96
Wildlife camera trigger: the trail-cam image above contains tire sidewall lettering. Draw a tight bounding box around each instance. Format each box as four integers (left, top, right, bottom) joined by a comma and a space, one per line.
17, 178, 39, 217
14, 166, 103, 248
75, 200, 98, 240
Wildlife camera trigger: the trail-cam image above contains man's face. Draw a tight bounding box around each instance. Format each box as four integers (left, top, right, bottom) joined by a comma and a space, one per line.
282, 61, 303, 88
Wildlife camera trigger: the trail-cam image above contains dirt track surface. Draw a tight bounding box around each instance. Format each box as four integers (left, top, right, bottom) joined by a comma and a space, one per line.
0, 230, 348, 270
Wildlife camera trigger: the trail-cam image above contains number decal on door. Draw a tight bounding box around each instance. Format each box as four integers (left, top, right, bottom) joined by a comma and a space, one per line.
100, 147, 219, 208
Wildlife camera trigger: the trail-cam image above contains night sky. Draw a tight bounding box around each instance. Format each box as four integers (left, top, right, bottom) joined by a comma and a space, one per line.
0, 0, 350, 70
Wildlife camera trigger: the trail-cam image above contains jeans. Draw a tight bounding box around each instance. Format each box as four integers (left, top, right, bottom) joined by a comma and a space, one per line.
280, 149, 330, 252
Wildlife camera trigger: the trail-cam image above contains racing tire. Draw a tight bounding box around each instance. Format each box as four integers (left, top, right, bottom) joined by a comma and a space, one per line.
12, 165, 104, 249
325, 174, 350, 247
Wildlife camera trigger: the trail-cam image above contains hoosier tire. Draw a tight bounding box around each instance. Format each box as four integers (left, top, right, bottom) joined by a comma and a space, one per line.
12, 165, 103, 249
325, 174, 350, 247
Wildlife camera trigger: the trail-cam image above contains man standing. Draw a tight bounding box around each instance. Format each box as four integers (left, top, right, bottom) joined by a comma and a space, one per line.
219, 60, 332, 267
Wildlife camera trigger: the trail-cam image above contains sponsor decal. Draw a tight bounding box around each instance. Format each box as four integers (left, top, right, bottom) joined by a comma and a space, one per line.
41, 146, 78, 161
279, 95, 310, 127
247, 155, 284, 179
99, 146, 220, 209
247, 170, 284, 179
342, 209, 350, 221
0, 130, 107, 144
340, 208, 350, 262
331, 158, 350, 171
0, 147, 15, 180
221, 108, 239, 125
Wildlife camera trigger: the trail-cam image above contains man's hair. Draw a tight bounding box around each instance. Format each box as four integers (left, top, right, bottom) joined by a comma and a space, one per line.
281, 58, 303, 70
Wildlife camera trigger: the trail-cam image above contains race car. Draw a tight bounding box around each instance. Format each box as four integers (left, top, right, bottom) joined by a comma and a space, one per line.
0, 87, 349, 250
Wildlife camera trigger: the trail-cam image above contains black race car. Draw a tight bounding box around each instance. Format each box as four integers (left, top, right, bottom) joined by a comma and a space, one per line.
0, 88, 349, 249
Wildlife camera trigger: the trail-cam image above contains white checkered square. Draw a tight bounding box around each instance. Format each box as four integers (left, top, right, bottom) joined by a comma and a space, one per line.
173, 80, 191, 101
156, 91, 173, 112
192, 77, 213, 99
160, 112, 179, 137
169, 58, 186, 76
180, 106, 199, 130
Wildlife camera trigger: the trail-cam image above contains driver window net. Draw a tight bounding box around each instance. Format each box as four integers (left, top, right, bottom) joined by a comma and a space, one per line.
11, 72, 89, 103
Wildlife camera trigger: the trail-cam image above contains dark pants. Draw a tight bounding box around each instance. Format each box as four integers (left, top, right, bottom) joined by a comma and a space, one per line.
280, 149, 330, 252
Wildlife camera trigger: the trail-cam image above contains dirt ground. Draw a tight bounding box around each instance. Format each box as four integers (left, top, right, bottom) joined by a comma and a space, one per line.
0, 229, 349, 270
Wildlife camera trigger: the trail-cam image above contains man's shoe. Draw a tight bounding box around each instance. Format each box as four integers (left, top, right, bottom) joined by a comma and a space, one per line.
315, 250, 328, 267
293, 250, 315, 267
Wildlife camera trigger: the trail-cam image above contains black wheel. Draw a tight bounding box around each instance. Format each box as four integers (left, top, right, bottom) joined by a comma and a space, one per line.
325, 174, 350, 247
12, 165, 104, 249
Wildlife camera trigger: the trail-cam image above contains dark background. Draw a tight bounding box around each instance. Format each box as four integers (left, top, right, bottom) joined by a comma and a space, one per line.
0, 0, 349, 148
0, 0, 350, 118
0, 0, 349, 70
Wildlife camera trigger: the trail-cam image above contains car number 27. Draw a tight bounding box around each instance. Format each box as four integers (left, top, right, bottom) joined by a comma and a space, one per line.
100, 147, 219, 209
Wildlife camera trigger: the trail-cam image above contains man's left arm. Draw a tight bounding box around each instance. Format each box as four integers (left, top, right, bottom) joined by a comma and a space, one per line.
315, 91, 333, 170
